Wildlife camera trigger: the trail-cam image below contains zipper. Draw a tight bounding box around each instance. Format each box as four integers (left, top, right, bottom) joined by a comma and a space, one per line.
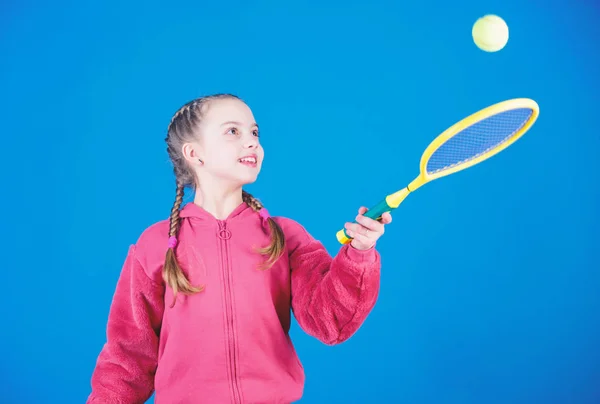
218, 220, 241, 404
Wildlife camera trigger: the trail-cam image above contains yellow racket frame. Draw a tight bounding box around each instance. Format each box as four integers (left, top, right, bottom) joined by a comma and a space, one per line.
337, 97, 540, 244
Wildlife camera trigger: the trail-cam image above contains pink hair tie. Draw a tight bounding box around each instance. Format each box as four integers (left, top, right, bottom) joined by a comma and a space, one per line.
168, 236, 178, 249
258, 208, 271, 230
258, 208, 270, 220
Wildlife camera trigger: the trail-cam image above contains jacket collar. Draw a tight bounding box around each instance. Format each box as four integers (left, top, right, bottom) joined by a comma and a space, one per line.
179, 201, 254, 222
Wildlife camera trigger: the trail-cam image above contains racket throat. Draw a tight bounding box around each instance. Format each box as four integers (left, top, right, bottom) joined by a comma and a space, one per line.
386, 187, 411, 208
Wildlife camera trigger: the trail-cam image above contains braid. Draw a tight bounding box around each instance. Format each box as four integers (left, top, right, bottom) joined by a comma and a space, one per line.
242, 190, 286, 270
169, 183, 185, 237
168, 102, 198, 143
163, 181, 204, 308
242, 190, 263, 211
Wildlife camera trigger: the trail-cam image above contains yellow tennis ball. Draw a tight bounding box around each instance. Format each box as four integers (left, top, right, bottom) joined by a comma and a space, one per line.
472, 14, 509, 52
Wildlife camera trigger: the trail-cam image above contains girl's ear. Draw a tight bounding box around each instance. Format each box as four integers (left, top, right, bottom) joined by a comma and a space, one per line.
182, 142, 204, 166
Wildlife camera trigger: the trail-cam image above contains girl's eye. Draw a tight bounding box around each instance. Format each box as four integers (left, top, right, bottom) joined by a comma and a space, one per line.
227, 128, 239, 136
253, 129, 260, 137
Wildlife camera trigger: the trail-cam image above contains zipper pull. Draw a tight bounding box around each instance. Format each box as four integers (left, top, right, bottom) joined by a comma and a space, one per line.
218, 220, 231, 240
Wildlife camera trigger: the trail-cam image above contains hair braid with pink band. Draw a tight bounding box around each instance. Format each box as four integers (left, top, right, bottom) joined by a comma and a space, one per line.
258, 207, 270, 223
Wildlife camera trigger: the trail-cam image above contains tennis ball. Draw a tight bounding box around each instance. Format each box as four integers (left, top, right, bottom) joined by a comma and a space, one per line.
472, 14, 509, 52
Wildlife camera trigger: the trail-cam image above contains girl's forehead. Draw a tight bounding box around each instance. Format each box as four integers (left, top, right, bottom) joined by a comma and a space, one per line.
205, 98, 255, 124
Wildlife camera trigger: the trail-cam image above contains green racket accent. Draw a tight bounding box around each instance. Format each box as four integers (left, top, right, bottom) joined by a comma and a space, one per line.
336, 187, 411, 245
336, 198, 393, 244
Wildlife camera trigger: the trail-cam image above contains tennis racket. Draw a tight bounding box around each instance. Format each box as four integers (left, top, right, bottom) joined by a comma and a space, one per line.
336, 97, 540, 244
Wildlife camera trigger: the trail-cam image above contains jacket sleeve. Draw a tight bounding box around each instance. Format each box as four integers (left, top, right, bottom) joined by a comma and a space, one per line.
87, 244, 165, 404
287, 221, 381, 345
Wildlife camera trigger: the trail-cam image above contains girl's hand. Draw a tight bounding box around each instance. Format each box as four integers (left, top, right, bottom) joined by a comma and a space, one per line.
344, 206, 393, 250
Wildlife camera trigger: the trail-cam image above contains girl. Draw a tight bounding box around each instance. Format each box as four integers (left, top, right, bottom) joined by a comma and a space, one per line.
87, 94, 392, 404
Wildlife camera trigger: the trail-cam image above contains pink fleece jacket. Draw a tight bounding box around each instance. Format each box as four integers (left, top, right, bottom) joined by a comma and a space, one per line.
87, 202, 381, 404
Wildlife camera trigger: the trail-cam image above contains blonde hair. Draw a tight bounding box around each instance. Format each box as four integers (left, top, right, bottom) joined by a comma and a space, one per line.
163, 94, 285, 307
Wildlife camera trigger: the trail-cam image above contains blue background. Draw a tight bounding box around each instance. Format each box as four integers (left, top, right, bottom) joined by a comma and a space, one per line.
2, 0, 599, 403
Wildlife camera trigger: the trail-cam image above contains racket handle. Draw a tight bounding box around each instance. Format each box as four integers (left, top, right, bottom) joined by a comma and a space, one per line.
336, 198, 393, 245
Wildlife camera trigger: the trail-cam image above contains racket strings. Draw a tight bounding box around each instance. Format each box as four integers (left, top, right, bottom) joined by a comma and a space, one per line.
426, 108, 533, 174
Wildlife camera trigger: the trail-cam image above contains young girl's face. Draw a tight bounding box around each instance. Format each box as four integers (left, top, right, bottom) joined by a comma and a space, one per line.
192, 97, 264, 187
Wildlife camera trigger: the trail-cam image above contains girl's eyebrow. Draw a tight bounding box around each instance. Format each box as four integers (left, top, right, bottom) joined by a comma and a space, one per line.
220, 121, 259, 129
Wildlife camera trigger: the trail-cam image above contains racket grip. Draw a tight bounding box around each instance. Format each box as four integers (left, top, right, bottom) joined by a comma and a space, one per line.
336, 198, 393, 245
